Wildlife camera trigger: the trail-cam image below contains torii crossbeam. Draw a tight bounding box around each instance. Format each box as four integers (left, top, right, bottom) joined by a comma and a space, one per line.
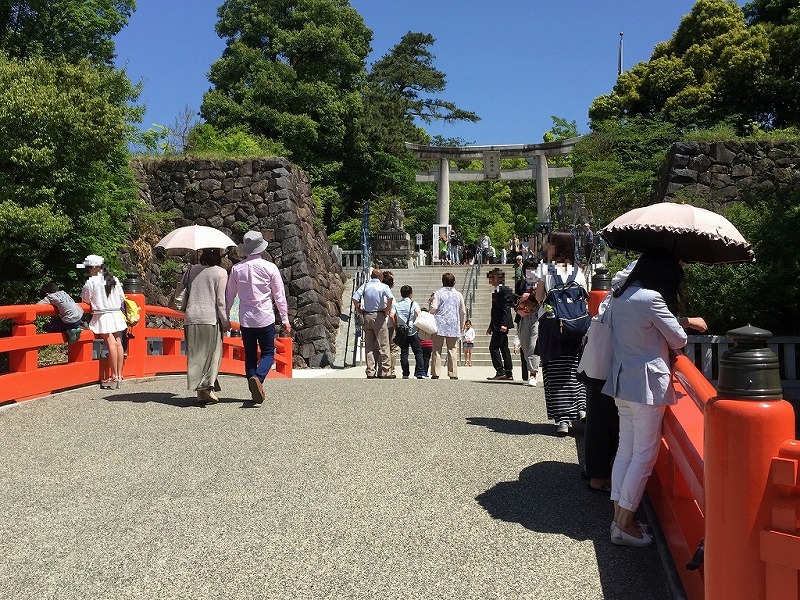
405, 136, 583, 226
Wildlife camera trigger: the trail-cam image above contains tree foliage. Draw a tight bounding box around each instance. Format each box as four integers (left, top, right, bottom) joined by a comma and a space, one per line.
684, 194, 800, 334
589, 0, 799, 131
0, 55, 140, 303
568, 117, 681, 220
185, 123, 290, 158
365, 31, 478, 148
201, 3, 484, 231
201, 0, 372, 227
0, 0, 135, 65
202, 0, 370, 167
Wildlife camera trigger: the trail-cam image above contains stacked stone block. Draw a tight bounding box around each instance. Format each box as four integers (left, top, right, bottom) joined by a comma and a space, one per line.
658, 141, 800, 204
130, 157, 346, 368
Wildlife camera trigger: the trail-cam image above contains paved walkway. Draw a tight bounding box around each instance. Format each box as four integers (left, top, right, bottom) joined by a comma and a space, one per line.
1, 365, 677, 600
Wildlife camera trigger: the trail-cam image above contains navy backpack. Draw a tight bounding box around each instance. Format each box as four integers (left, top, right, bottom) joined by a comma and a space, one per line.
541, 266, 590, 340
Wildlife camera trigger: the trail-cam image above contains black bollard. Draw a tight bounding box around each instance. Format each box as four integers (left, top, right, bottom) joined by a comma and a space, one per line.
716, 324, 782, 400
122, 272, 143, 295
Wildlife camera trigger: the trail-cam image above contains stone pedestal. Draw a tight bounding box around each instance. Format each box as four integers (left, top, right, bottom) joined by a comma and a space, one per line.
372, 198, 414, 268
373, 229, 413, 269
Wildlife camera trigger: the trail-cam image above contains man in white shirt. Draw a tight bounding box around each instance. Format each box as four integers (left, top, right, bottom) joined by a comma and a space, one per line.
226, 231, 291, 403
352, 268, 394, 378
480, 233, 491, 264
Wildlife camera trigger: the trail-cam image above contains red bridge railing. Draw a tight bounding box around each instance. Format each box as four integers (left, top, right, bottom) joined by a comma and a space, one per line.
648, 354, 714, 599
589, 288, 800, 600
0, 293, 292, 404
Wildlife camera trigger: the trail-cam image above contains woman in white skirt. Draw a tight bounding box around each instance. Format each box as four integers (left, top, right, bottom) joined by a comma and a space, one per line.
79, 255, 126, 389
177, 248, 230, 404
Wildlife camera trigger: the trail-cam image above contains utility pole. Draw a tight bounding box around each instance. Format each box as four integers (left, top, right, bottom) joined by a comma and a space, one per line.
618, 32, 624, 76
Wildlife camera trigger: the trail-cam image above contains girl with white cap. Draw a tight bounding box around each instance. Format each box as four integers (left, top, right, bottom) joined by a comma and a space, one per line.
79, 255, 126, 388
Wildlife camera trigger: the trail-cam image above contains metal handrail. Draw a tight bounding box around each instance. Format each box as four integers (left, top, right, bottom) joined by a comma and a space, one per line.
457, 260, 481, 368
460, 259, 481, 322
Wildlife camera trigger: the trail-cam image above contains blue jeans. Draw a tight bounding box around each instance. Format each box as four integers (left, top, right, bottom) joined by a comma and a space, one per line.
241, 324, 275, 382
400, 334, 425, 377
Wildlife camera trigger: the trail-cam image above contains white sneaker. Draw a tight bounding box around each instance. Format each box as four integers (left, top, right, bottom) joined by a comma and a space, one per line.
611, 524, 653, 547
556, 421, 569, 436
528, 374, 537, 387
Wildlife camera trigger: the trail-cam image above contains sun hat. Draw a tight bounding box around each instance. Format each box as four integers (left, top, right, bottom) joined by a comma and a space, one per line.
240, 231, 268, 256
76, 254, 104, 269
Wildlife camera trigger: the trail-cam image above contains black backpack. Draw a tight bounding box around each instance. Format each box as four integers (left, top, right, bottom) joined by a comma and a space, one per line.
541, 266, 590, 340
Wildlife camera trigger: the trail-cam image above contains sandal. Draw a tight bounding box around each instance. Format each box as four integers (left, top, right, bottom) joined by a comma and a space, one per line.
586, 482, 612, 494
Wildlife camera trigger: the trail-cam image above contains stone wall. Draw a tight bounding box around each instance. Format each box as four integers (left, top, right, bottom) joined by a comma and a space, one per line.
129, 157, 346, 368
656, 140, 800, 204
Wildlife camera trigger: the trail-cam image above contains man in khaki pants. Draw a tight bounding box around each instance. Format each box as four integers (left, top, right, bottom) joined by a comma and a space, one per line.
352, 268, 394, 378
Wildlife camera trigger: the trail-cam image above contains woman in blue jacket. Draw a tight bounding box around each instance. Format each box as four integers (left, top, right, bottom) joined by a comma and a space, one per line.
602, 249, 706, 547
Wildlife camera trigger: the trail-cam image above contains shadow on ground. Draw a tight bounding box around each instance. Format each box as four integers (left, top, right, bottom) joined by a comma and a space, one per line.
466, 416, 556, 436
104, 392, 261, 409
476, 460, 672, 599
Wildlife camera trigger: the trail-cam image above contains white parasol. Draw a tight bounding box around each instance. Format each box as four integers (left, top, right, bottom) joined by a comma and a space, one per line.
599, 202, 755, 264
156, 224, 236, 251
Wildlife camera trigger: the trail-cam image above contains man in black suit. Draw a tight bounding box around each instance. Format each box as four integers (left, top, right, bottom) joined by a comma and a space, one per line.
486, 268, 515, 380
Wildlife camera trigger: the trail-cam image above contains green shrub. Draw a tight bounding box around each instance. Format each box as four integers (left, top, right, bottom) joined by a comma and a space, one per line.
184, 124, 290, 159
684, 197, 800, 335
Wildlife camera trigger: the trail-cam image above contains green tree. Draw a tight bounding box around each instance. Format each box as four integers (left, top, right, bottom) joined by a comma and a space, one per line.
0, 0, 135, 64
743, 0, 799, 24
185, 123, 290, 158
743, 0, 800, 128
201, 0, 372, 228
0, 55, 141, 302
589, 0, 779, 131
543, 116, 579, 145
684, 195, 800, 334
567, 117, 680, 221
364, 32, 478, 154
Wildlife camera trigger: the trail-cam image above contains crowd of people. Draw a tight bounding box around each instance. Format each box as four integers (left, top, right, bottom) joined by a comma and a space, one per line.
39, 230, 290, 404
435, 224, 599, 268
352, 228, 708, 549
44, 224, 706, 548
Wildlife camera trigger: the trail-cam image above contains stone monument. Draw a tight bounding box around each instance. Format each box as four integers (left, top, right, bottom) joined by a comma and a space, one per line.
372, 199, 414, 268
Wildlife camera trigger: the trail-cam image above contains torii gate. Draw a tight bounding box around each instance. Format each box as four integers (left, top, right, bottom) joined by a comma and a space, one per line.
405, 136, 583, 226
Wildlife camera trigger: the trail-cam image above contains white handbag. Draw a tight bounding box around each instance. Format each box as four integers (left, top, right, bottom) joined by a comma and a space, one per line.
577, 292, 613, 383
414, 310, 438, 335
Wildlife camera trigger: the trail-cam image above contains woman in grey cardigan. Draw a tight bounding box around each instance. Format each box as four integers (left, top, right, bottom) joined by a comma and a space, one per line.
180, 248, 231, 403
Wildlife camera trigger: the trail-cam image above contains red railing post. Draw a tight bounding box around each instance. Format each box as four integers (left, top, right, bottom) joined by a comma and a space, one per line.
123, 293, 147, 379
588, 266, 611, 316
8, 308, 38, 373
761, 440, 800, 600
273, 336, 293, 378
704, 325, 796, 600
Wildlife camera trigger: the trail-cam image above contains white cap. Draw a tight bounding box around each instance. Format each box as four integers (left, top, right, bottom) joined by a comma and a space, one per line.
76, 254, 104, 269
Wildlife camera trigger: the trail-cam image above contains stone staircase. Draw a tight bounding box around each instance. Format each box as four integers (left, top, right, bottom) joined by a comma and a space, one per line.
335, 264, 514, 368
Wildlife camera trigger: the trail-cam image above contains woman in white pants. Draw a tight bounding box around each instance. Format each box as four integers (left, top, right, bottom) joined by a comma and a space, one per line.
602, 249, 706, 547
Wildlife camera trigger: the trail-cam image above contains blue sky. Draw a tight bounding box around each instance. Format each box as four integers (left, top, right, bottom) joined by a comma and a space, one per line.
114, 1, 741, 146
